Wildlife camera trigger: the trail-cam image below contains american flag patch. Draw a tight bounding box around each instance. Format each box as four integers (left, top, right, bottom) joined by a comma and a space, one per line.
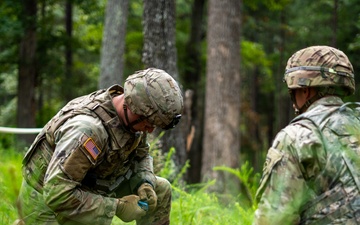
83, 138, 101, 160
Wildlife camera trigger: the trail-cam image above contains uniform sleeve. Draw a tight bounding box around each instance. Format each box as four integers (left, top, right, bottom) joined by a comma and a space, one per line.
129, 133, 157, 192
43, 115, 118, 225
253, 124, 321, 225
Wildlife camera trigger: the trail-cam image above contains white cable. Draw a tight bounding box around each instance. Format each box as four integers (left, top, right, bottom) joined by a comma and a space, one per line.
0, 126, 42, 134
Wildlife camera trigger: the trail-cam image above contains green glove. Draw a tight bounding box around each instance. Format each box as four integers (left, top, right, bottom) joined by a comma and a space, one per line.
116, 195, 147, 222
137, 183, 158, 212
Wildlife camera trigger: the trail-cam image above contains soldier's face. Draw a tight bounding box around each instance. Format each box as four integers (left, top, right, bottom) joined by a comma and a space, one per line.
291, 87, 316, 114
292, 89, 305, 110
132, 118, 156, 133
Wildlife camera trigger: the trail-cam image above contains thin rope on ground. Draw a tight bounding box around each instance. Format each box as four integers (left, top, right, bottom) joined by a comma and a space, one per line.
0, 126, 42, 134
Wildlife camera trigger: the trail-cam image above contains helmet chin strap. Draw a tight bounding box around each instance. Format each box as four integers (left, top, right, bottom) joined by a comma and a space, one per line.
294, 91, 325, 115
294, 99, 311, 115
123, 104, 146, 133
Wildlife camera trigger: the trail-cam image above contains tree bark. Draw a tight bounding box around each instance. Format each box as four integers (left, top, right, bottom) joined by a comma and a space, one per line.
183, 0, 206, 184
331, 0, 338, 47
201, 0, 241, 194
142, 0, 178, 78
142, 0, 187, 172
99, 0, 129, 89
64, 0, 73, 102
274, 11, 291, 138
17, 0, 38, 148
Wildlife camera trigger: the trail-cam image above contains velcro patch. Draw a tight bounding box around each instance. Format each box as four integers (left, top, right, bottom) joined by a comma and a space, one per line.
83, 137, 101, 160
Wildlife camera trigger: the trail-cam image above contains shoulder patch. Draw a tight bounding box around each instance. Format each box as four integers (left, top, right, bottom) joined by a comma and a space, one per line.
83, 137, 101, 160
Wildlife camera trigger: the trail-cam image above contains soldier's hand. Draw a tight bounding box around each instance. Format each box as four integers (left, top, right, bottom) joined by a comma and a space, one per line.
137, 183, 158, 212
116, 195, 147, 222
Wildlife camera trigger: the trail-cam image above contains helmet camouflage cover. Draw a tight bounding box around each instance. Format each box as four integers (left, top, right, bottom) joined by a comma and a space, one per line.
284, 45, 355, 96
124, 68, 184, 129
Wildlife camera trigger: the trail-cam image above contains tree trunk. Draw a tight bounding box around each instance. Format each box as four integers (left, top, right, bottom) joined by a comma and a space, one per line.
201, 0, 241, 194
142, 0, 178, 78
17, 0, 38, 148
64, 0, 73, 102
142, 0, 187, 173
183, 0, 206, 184
331, 0, 338, 47
248, 67, 261, 172
99, 0, 129, 89
274, 11, 291, 138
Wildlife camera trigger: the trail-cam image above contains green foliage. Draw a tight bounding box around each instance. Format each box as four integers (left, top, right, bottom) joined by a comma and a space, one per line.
170, 181, 254, 225
151, 145, 256, 224
148, 139, 256, 224
0, 97, 16, 127
0, 0, 22, 66
1, 143, 257, 225
0, 0, 106, 128
244, 0, 291, 11
0, 149, 23, 225
155, 146, 190, 188
241, 40, 274, 93
124, 31, 144, 76
122, 0, 145, 78
213, 162, 260, 207
149, 132, 190, 187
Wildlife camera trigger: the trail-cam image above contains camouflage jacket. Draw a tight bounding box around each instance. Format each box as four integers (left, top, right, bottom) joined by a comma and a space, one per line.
253, 96, 360, 225
22, 85, 156, 224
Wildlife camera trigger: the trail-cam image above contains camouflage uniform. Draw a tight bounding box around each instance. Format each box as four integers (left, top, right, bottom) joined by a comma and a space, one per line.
16, 68, 183, 225
253, 46, 360, 224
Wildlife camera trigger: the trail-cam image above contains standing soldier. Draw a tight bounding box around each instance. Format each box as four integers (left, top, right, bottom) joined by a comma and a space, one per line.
253, 46, 360, 224
15, 68, 183, 225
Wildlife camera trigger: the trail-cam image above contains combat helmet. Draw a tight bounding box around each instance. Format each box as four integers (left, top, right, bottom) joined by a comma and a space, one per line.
284, 45, 355, 96
124, 68, 183, 130
284, 46, 355, 114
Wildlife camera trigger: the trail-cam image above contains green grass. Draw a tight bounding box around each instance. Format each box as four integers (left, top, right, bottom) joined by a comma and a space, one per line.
0, 149, 23, 225
0, 148, 255, 225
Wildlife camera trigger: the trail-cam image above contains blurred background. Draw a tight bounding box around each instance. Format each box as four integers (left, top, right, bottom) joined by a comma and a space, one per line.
1, 0, 360, 195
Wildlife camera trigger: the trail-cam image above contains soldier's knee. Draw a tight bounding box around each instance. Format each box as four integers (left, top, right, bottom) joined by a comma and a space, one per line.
156, 177, 171, 190
155, 177, 172, 198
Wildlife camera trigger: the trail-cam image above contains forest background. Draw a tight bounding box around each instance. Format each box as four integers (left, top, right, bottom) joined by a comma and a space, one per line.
1, 0, 360, 223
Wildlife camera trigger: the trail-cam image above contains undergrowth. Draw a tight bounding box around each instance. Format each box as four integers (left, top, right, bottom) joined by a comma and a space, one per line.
0, 141, 257, 225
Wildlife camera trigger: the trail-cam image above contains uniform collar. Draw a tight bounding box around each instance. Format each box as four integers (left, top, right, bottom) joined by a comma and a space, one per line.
306, 96, 344, 112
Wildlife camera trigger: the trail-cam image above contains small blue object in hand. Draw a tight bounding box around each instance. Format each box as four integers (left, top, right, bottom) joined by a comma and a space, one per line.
138, 200, 149, 211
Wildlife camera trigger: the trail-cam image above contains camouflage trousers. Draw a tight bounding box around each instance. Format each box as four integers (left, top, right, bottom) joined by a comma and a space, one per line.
14, 176, 171, 225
